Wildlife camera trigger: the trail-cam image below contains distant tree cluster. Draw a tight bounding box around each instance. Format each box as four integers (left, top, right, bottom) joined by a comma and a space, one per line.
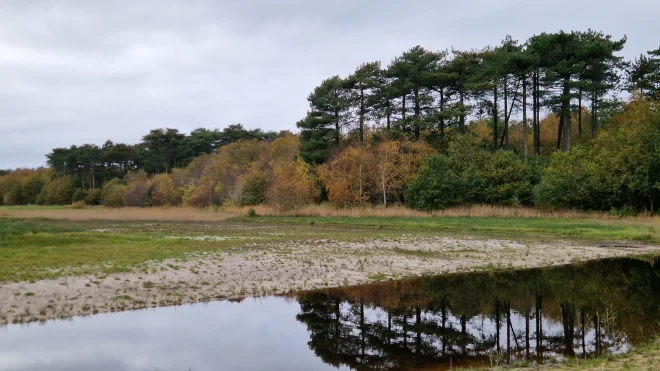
45, 124, 278, 191
297, 30, 640, 161
2, 30, 660, 213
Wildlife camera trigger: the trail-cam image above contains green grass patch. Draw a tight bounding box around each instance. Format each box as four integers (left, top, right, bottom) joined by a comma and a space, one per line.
0, 219, 256, 282
252, 216, 660, 244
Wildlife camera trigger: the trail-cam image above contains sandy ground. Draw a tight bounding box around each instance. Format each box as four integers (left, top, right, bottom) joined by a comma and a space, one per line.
1, 235, 658, 326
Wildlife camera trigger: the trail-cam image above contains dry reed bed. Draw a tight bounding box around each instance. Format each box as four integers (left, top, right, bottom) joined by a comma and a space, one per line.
0, 207, 232, 221
1, 204, 659, 224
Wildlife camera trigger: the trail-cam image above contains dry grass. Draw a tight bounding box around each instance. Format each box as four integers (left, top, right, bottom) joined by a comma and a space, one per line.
233, 204, 660, 221
0, 206, 234, 221
1, 204, 659, 224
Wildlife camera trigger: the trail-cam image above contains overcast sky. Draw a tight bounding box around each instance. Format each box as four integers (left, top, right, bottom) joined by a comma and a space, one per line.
1, 0, 659, 169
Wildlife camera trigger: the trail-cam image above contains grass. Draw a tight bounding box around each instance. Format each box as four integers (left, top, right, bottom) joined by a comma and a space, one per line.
252, 216, 660, 244
3, 204, 660, 222
0, 207, 658, 283
0, 219, 253, 282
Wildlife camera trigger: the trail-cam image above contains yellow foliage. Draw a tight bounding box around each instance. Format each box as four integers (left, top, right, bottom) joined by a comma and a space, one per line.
320, 140, 434, 207
151, 174, 180, 206
267, 158, 319, 211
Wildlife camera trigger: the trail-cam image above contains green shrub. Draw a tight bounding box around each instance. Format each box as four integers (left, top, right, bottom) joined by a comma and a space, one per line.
247, 207, 257, 218
84, 189, 102, 205
72, 188, 88, 203
101, 178, 126, 208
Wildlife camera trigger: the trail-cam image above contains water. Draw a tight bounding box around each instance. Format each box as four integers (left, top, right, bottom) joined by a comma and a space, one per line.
1, 257, 658, 371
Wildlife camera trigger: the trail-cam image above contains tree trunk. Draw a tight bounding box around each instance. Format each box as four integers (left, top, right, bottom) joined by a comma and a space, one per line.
416, 307, 422, 354
335, 300, 340, 354
359, 87, 365, 143
493, 85, 499, 151
560, 78, 571, 151
523, 76, 528, 159
496, 298, 501, 352
525, 291, 530, 359
651, 189, 655, 214
533, 71, 541, 156
360, 303, 365, 360
459, 90, 465, 130
578, 89, 582, 139
381, 170, 387, 207
440, 89, 445, 136
504, 76, 509, 145
556, 114, 563, 152
402, 95, 407, 121
561, 302, 575, 356
591, 89, 598, 138
506, 301, 511, 362
334, 107, 340, 145
386, 100, 391, 130
414, 88, 420, 140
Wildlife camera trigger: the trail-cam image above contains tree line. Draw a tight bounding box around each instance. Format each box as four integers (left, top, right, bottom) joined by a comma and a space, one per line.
296, 30, 659, 162
45, 124, 278, 191
1, 29, 659, 213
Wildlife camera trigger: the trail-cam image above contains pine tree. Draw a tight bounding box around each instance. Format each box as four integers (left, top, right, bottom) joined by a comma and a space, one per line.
345, 62, 382, 143
628, 47, 660, 101
297, 76, 349, 164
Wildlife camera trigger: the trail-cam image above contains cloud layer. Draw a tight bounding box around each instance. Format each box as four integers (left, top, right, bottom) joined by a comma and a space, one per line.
1, 0, 658, 168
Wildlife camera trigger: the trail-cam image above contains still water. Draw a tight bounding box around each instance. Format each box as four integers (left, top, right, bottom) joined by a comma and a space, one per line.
1, 257, 658, 370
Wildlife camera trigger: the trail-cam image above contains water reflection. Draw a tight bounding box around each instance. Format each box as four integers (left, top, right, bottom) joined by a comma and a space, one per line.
294, 257, 660, 370
0, 257, 657, 371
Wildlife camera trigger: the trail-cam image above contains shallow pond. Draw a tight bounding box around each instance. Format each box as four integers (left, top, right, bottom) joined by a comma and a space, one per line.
1, 257, 658, 370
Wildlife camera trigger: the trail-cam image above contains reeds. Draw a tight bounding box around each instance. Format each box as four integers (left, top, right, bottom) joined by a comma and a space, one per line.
1, 204, 658, 224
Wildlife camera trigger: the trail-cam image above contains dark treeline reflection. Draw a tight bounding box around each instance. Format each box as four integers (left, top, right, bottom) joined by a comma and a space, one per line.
294, 257, 660, 370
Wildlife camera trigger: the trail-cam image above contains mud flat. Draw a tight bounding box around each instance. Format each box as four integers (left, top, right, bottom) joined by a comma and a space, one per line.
2, 231, 657, 325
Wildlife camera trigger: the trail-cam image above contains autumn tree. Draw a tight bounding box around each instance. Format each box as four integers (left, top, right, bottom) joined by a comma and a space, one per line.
267, 158, 319, 211
151, 174, 180, 206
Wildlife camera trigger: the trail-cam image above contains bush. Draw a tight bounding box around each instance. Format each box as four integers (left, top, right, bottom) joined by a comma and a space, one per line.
71, 201, 87, 209
151, 174, 180, 206
481, 150, 534, 206
41, 177, 75, 205
534, 149, 611, 210
267, 158, 319, 211
406, 136, 536, 210
406, 155, 465, 210
123, 171, 152, 207
84, 189, 102, 205
72, 188, 88, 203
235, 168, 269, 206
247, 207, 257, 217
101, 178, 126, 207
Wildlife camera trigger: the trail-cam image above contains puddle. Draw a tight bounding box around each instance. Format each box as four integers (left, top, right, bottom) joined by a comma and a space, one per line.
0, 257, 658, 370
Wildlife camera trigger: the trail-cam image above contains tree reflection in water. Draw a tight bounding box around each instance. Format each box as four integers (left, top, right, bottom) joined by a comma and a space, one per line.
295, 257, 660, 370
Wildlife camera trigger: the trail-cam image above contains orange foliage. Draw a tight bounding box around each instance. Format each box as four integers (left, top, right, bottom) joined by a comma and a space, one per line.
320, 140, 434, 207
267, 158, 319, 211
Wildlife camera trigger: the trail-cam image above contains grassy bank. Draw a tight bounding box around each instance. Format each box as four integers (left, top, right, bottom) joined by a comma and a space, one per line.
253, 215, 660, 244
1, 210, 659, 283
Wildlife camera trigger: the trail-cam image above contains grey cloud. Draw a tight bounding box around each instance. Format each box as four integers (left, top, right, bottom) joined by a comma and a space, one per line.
0, 0, 659, 168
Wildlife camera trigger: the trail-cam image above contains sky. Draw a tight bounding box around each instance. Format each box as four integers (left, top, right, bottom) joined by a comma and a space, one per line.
1, 0, 659, 169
